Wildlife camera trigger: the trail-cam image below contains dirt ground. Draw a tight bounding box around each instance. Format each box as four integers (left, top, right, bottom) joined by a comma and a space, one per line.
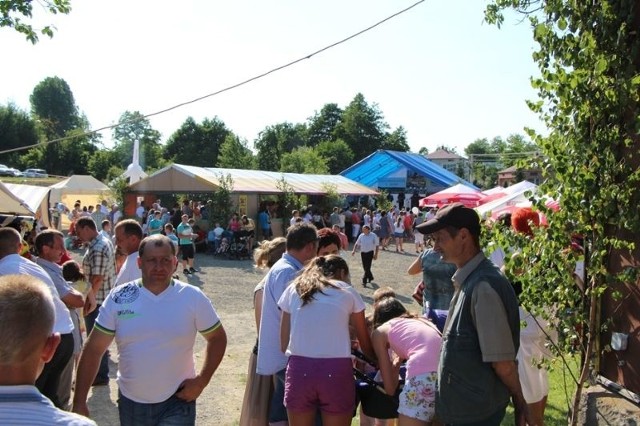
73, 241, 424, 425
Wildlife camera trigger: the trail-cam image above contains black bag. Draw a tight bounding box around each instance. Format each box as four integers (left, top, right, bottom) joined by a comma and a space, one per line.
352, 350, 404, 419
354, 369, 401, 419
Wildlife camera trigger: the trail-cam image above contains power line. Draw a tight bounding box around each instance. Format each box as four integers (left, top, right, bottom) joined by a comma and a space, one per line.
0, 0, 425, 156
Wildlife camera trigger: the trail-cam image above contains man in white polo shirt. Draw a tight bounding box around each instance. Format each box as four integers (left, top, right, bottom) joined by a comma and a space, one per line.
73, 234, 227, 425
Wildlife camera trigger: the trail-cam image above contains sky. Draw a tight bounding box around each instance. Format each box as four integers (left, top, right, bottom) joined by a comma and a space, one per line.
1, 0, 543, 155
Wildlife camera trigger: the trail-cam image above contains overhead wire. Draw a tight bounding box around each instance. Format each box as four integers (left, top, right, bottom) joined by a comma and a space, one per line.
0, 0, 425, 156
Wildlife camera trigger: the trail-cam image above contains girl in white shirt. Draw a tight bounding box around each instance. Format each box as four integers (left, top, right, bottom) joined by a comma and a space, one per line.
278, 255, 374, 426
393, 216, 405, 253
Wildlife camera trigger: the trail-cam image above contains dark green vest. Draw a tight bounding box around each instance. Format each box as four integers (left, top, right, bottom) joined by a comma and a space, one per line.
435, 258, 520, 424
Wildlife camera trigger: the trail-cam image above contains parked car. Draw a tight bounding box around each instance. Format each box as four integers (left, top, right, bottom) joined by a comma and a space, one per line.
0, 165, 20, 177
23, 168, 49, 178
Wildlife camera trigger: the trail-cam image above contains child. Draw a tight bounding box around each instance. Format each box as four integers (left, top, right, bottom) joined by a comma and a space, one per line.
61, 260, 87, 358
372, 298, 442, 425
279, 255, 374, 425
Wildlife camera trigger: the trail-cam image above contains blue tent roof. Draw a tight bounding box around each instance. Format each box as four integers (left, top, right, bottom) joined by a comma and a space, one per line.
340, 150, 477, 189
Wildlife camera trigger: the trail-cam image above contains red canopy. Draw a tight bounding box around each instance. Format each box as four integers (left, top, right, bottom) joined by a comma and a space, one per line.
419, 184, 484, 208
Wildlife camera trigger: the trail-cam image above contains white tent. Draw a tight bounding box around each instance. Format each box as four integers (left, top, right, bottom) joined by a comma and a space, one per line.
0, 181, 33, 216
476, 183, 538, 218
49, 175, 111, 229
3, 183, 51, 228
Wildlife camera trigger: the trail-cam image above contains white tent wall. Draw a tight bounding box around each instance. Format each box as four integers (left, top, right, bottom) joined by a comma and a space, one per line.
49, 175, 111, 230
3, 183, 51, 229
0, 181, 33, 216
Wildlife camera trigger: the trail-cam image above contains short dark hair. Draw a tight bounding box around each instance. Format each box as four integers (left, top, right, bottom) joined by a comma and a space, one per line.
114, 219, 143, 240
34, 229, 64, 253
316, 228, 341, 253
76, 217, 97, 231
138, 234, 176, 257
285, 223, 318, 251
101, 219, 111, 229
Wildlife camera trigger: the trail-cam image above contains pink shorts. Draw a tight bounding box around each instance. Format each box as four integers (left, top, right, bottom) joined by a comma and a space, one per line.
284, 355, 355, 414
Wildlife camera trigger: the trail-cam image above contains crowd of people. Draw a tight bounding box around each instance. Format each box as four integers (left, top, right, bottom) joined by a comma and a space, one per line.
0, 196, 569, 426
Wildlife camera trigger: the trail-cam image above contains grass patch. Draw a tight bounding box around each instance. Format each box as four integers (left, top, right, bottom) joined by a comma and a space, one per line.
0, 176, 65, 186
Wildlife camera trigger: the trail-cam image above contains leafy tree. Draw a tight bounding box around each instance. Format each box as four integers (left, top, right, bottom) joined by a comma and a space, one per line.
381, 126, 410, 152
464, 138, 492, 155
30, 76, 80, 139
217, 134, 255, 169
334, 93, 388, 162
418, 147, 429, 156
316, 183, 344, 216
315, 139, 354, 174
0, 0, 71, 43
487, 1, 640, 423
209, 173, 235, 228
88, 149, 119, 181
276, 176, 307, 234
164, 116, 230, 166
112, 111, 164, 171
254, 122, 307, 171
307, 103, 343, 146
0, 103, 38, 166
280, 146, 328, 174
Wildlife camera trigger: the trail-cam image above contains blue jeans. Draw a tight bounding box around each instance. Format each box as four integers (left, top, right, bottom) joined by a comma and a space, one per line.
118, 391, 196, 426
269, 369, 288, 422
84, 305, 109, 382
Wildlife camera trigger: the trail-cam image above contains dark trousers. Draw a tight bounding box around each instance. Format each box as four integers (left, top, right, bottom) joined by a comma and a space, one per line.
85, 305, 110, 382
361, 251, 374, 281
36, 332, 74, 408
345, 222, 353, 242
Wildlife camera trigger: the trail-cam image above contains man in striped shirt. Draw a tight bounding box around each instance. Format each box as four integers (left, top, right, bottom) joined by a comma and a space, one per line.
0, 274, 96, 425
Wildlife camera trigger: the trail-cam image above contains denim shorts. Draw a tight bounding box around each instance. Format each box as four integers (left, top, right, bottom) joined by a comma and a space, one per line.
284, 355, 354, 415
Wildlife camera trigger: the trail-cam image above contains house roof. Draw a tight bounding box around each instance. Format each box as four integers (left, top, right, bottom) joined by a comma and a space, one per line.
425, 149, 466, 160
340, 150, 476, 189
128, 164, 378, 196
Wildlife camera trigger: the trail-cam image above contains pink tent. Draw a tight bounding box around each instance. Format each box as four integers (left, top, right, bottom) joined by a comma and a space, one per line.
419, 184, 484, 208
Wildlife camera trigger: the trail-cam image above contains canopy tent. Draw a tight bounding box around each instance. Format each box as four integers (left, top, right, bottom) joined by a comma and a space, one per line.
3, 183, 51, 228
475, 186, 537, 218
0, 181, 34, 216
419, 183, 484, 208
340, 150, 476, 190
129, 164, 378, 196
49, 175, 111, 230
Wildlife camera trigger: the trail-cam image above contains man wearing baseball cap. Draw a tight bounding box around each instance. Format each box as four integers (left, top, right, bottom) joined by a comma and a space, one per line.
415, 203, 531, 425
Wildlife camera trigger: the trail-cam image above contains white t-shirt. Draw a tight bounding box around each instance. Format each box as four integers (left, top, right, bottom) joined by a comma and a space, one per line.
0, 254, 73, 334
278, 280, 365, 358
135, 206, 145, 219
95, 280, 221, 403
115, 252, 141, 286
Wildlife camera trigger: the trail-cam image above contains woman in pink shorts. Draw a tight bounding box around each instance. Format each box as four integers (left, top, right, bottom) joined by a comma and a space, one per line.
278, 255, 374, 426
372, 297, 442, 425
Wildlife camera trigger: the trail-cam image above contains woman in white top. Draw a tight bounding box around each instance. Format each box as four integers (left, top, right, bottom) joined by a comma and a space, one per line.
393, 215, 405, 253
278, 255, 374, 426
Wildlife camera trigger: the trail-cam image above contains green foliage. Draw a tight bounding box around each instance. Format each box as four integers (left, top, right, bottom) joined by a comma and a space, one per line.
112, 111, 163, 170
275, 176, 307, 233
418, 147, 429, 156
279, 146, 329, 174
0, 102, 38, 166
164, 116, 230, 166
88, 150, 119, 181
487, 1, 640, 423
334, 93, 389, 162
209, 173, 235, 228
217, 134, 256, 169
108, 175, 128, 207
316, 183, 344, 216
0, 0, 71, 43
30, 76, 80, 139
254, 122, 307, 171
315, 139, 354, 174
381, 126, 410, 152
307, 103, 343, 147
374, 189, 393, 212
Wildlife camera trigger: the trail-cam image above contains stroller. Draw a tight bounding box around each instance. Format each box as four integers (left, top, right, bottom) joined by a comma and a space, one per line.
227, 234, 252, 260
